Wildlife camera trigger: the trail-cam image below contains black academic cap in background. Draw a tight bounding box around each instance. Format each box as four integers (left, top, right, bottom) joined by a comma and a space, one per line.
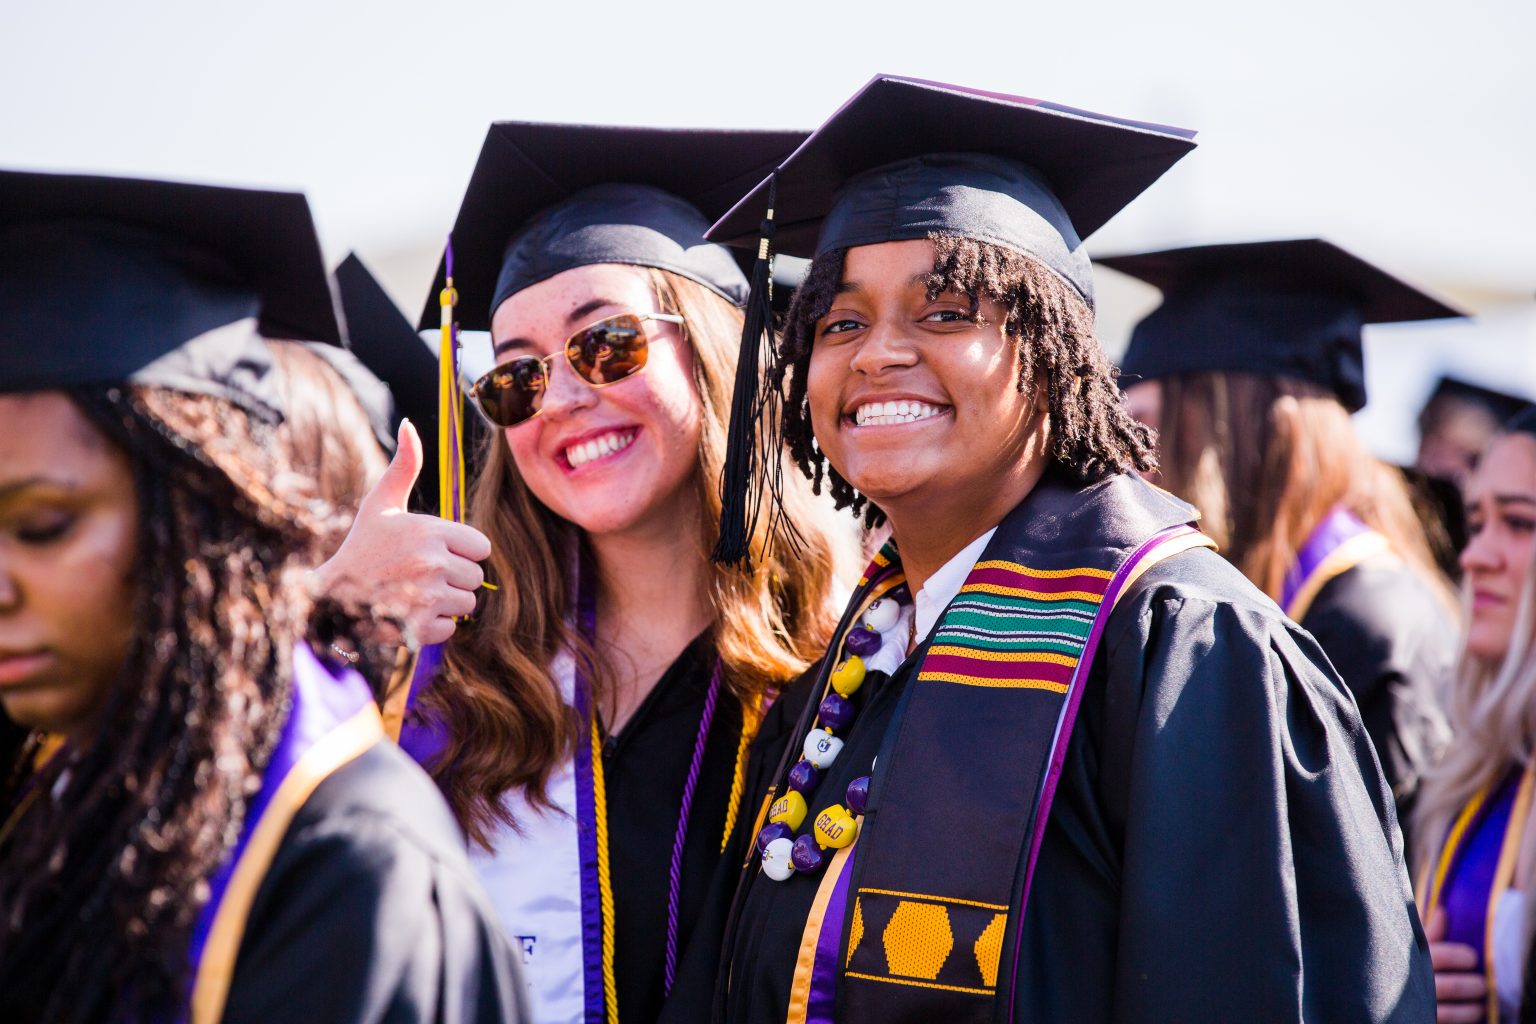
706, 74, 1198, 307
1103, 239, 1465, 411
335, 253, 460, 509
1421, 376, 1530, 427
0, 168, 339, 418
419, 124, 808, 331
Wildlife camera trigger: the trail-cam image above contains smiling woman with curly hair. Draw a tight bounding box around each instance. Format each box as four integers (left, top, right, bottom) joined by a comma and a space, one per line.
688, 76, 1433, 1024
0, 170, 522, 1024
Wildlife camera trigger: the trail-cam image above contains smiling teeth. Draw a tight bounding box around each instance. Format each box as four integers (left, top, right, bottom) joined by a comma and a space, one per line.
854, 401, 944, 427
566, 431, 635, 468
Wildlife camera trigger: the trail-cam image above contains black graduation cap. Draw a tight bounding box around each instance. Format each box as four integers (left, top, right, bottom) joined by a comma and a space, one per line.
707, 75, 1196, 565
0, 168, 339, 418
335, 253, 461, 509
1507, 406, 1536, 436
706, 74, 1199, 307
1102, 239, 1465, 412
418, 123, 809, 332
1421, 376, 1530, 427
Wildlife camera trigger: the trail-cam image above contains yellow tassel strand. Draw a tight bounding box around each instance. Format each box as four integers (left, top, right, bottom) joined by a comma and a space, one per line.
438, 274, 465, 522
590, 716, 620, 1024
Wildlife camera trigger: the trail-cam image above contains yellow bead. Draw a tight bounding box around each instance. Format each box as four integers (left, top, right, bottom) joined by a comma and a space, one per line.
768, 790, 808, 831
814, 804, 858, 850
831, 656, 866, 697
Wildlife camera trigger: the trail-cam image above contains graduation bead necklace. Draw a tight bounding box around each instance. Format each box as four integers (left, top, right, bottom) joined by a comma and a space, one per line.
756, 590, 911, 881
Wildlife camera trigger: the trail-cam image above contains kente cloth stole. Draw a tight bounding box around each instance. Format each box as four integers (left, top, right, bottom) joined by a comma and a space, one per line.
1281, 506, 1390, 621
1420, 764, 1536, 1024
832, 474, 1210, 1023
188, 642, 385, 1024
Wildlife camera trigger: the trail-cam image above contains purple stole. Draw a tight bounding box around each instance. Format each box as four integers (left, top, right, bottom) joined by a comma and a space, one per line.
1281, 507, 1388, 621
186, 643, 384, 1024
1423, 766, 1536, 1024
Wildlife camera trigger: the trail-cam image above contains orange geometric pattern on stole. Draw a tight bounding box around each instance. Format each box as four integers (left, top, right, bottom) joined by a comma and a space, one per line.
973, 912, 1007, 988
882, 901, 954, 980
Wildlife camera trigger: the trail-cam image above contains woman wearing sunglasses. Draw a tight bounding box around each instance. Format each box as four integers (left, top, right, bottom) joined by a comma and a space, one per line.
323, 123, 850, 1024
1418, 410, 1536, 1024
693, 76, 1431, 1023
0, 171, 522, 1023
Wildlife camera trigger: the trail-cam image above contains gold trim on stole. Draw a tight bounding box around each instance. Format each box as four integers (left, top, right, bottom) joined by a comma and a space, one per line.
190, 703, 386, 1024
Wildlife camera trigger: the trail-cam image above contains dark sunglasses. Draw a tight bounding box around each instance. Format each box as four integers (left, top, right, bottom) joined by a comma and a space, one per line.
470, 311, 684, 427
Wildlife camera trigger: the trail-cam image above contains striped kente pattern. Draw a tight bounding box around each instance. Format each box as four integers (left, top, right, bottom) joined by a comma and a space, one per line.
918, 559, 1113, 692
857, 544, 896, 588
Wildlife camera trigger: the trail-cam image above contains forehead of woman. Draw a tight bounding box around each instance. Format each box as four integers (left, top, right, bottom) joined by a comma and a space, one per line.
1468, 431, 1536, 503
0, 392, 123, 488
490, 263, 660, 354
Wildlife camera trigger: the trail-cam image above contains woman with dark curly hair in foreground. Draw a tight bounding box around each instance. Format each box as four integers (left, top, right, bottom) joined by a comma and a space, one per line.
0, 170, 522, 1024
679, 76, 1433, 1024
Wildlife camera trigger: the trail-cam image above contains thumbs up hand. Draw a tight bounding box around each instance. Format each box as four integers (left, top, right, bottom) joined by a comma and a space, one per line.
312, 419, 492, 646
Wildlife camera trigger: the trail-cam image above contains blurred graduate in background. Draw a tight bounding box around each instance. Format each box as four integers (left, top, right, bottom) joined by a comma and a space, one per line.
1109, 239, 1463, 846
0, 170, 523, 1024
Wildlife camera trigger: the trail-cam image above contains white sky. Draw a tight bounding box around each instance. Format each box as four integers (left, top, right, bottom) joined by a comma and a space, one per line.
6, 0, 1534, 459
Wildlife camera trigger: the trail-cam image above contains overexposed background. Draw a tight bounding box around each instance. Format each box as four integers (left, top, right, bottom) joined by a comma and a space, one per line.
5, 0, 1533, 461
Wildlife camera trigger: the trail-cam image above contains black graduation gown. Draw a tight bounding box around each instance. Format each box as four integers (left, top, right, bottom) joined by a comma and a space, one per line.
1298, 555, 1453, 853
223, 740, 526, 1024
600, 634, 751, 1024
713, 547, 1433, 1023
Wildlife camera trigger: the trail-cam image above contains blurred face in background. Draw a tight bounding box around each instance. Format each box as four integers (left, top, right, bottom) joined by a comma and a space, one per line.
1418, 395, 1503, 486
1461, 431, 1536, 660
0, 393, 138, 743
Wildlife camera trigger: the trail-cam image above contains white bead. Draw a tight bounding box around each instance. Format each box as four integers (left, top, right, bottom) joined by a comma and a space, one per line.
863, 596, 899, 633
762, 837, 795, 881
804, 728, 844, 769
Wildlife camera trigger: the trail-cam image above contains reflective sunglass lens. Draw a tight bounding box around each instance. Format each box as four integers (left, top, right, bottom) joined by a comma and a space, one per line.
569, 316, 648, 385
475, 358, 546, 426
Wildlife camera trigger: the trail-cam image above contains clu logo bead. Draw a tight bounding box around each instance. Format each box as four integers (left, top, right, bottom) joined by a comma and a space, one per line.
761, 836, 795, 881
803, 728, 844, 769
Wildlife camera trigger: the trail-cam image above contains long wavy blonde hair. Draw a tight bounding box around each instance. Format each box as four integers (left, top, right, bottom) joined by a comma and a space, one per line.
1154, 372, 1453, 609
425, 267, 849, 848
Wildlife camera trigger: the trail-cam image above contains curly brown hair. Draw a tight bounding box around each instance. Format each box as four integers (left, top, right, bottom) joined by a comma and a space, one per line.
776, 236, 1156, 525
0, 385, 324, 1023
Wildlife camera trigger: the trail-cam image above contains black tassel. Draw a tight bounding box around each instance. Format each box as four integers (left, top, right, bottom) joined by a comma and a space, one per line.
713, 175, 801, 568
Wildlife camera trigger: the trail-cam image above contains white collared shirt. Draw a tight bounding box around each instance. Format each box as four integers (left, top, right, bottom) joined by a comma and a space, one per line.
911, 527, 998, 646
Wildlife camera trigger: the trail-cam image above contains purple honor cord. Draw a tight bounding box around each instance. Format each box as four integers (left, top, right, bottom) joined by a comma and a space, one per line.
663, 660, 723, 994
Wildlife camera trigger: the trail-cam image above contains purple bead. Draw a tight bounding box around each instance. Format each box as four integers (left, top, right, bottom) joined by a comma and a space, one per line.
790, 833, 825, 872
756, 821, 793, 854
787, 759, 820, 794
818, 694, 855, 733
844, 625, 883, 658
845, 775, 870, 816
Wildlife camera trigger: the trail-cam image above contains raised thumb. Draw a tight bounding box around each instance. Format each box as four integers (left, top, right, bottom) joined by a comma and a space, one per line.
366, 417, 425, 514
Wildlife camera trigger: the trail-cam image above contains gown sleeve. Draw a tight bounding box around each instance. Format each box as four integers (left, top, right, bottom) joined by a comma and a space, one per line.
220, 743, 527, 1024
1016, 550, 1435, 1023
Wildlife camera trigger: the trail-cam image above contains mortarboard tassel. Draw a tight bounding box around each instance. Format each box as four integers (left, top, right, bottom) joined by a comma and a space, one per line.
438, 237, 467, 524
712, 174, 801, 568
